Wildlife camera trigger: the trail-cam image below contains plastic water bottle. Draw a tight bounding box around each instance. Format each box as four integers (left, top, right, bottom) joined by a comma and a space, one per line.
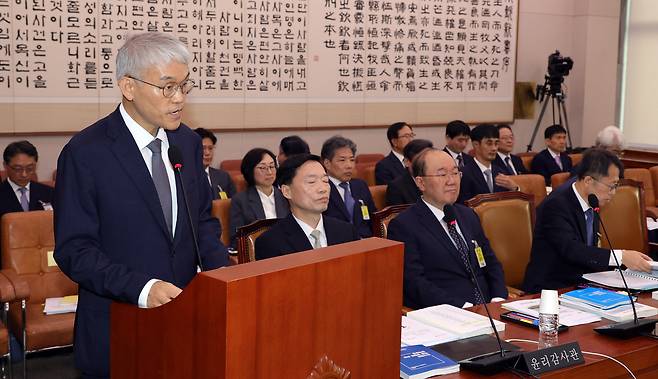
538, 289, 559, 349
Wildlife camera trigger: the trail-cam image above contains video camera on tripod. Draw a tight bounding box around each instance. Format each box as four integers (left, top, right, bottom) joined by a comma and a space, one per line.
536, 50, 574, 102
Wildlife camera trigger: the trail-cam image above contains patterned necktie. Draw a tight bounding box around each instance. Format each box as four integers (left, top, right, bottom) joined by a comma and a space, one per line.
310, 229, 322, 249
585, 208, 594, 246
456, 154, 464, 170
505, 156, 516, 175
18, 187, 29, 211
339, 182, 355, 222
446, 222, 485, 304
147, 138, 173, 236
484, 169, 494, 193
554, 154, 563, 170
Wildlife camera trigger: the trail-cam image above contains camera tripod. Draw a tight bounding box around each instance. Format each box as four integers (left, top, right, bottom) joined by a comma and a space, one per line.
526, 85, 574, 152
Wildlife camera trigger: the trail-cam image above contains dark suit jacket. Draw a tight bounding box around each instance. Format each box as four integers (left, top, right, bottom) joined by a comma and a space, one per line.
443, 147, 475, 169
229, 185, 289, 247
522, 184, 609, 294
493, 153, 528, 175
208, 167, 236, 199
385, 171, 421, 206
531, 149, 573, 185
53, 107, 228, 376
457, 159, 509, 204
254, 214, 359, 260
0, 180, 54, 219
375, 152, 406, 185
387, 200, 508, 309
324, 178, 376, 238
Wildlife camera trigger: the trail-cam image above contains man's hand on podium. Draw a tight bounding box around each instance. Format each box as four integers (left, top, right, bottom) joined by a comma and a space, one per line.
621, 250, 653, 273
147, 281, 182, 308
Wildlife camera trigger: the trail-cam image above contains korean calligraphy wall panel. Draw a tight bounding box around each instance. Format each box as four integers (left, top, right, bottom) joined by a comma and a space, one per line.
0, 0, 518, 133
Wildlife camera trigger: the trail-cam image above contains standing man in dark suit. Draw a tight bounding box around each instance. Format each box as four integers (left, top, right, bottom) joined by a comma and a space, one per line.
194, 127, 236, 199
443, 120, 475, 171
385, 139, 433, 206
457, 124, 519, 204
531, 124, 573, 185
375, 122, 415, 185
0, 140, 54, 219
321, 136, 377, 238
493, 124, 527, 175
387, 149, 508, 309
255, 154, 358, 260
523, 148, 652, 293
53, 32, 229, 378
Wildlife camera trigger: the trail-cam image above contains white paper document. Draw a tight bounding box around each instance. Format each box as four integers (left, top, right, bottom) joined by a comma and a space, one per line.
406, 304, 505, 339
583, 269, 658, 291
401, 316, 460, 347
502, 298, 601, 326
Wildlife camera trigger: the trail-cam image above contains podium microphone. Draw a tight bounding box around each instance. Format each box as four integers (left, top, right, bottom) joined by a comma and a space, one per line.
443, 205, 522, 374
588, 194, 657, 338
168, 145, 204, 272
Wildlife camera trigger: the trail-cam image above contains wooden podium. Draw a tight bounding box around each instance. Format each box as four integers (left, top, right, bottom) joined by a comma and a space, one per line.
110, 238, 404, 378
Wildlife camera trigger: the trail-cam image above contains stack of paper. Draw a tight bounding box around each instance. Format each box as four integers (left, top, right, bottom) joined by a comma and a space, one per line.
406, 304, 505, 340
559, 288, 657, 322
44, 295, 78, 315
400, 345, 459, 379
401, 316, 460, 347
501, 298, 601, 326
583, 269, 658, 291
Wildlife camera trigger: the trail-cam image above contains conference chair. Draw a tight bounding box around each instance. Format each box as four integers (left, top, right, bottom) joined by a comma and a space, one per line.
517, 152, 536, 172
219, 159, 242, 172
355, 153, 384, 164
0, 272, 19, 377
355, 164, 376, 187
623, 168, 658, 219
550, 172, 571, 189
368, 185, 387, 211
569, 153, 583, 167
0, 211, 77, 370
371, 204, 411, 239
230, 173, 248, 193
513, 174, 547, 207
211, 199, 232, 247
236, 218, 279, 264
466, 192, 535, 297
599, 179, 649, 253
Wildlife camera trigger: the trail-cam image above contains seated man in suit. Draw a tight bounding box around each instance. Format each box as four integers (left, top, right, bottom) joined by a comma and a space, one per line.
277, 135, 310, 164
594, 125, 624, 157
523, 148, 652, 293
457, 124, 519, 204
387, 148, 508, 308
385, 139, 433, 206
194, 128, 236, 199
493, 124, 527, 175
375, 122, 415, 185
255, 154, 359, 260
443, 120, 475, 171
321, 135, 377, 238
531, 124, 573, 185
0, 140, 54, 219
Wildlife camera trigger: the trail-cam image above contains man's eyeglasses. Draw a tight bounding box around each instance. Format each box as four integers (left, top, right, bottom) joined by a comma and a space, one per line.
422, 171, 462, 179
397, 133, 416, 139
593, 177, 619, 192
128, 74, 195, 98
8, 165, 36, 174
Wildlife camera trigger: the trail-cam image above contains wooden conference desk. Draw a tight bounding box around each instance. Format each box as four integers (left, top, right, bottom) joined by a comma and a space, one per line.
437, 291, 658, 379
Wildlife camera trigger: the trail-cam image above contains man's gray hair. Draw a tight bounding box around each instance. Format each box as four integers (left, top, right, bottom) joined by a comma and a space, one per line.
116, 32, 190, 81
595, 125, 625, 150
321, 135, 357, 161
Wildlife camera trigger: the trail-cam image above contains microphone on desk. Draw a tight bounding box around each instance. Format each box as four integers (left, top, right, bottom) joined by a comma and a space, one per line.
168, 145, 204, 272
443, 204, 523, 374
588, 194, 657, 338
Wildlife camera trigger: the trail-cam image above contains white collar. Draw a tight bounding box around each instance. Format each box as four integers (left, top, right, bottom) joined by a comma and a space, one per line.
256, 187, 275, 200
8, 179, 30, 192
445, 147, 460, 159
547, 148, 562, 159
422, 198, 446, 223
120, 103, 169, 151
292, 213, 324, 235
392, 150, 405, 164
497, 151, 511, 161
474, 157, 492, 173
329, 176, 344, 187
571, 182, 591, 213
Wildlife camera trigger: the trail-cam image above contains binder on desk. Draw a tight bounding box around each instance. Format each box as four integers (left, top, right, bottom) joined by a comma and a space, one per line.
583, 269, 658, 291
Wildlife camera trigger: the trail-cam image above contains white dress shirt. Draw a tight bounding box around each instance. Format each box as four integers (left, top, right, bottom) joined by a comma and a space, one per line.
474, 158, 494, 185
444, 147, 462, 167
8, 179, 30, 207
392, 150, 405, 167
422, 199, 505, 307
120, 103, 179, 309
292, 213, 328, 248
497, 152, 517, 175
257, 187, 278, 219
571, 182, 622, 266
329, 176, 348, 202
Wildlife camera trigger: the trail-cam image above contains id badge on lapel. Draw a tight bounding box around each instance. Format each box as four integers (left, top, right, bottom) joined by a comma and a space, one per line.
471, 239, 486, 268
359, 199, 370, 220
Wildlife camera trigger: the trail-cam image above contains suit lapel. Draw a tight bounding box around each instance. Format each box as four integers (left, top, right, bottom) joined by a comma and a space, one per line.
107, 109, 172, 242
565, 188, 588, 243
167, 131, 188, 249
283, 215, 313, 252
329, 181, 351, 221
1, 181, 22, 212
273, 188, 289, 217
247, 187, 266, 220
465, 161, 490, 193
415, 202, 470, 271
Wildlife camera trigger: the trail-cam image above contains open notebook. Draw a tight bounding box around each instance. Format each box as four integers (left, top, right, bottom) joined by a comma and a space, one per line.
583, 269, 658, 291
